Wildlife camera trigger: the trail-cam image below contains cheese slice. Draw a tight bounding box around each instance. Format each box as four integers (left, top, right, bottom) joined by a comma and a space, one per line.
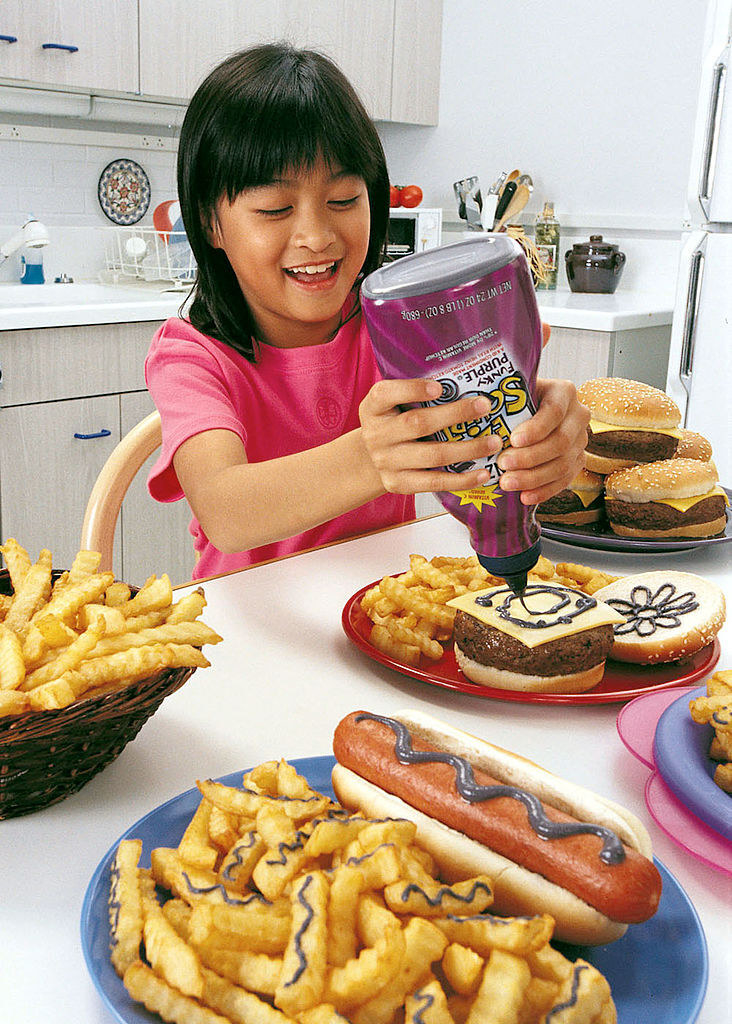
572, 487, 603, 508
650, 485, 729, 512
589, 418, 683, 438
447, 585, 626, 648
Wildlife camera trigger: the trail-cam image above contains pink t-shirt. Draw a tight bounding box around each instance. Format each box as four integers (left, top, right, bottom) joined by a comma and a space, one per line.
145, 311, 414, 579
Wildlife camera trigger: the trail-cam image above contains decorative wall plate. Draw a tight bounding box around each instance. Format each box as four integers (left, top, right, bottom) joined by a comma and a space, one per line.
97, 159, 151, 225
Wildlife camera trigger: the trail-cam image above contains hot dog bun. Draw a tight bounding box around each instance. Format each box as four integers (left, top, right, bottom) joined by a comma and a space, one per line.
332, 709, 662, 946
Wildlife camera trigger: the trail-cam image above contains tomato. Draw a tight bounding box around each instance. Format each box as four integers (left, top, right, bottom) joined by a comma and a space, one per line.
389, 185, 401, 208
399, 185, 423, 208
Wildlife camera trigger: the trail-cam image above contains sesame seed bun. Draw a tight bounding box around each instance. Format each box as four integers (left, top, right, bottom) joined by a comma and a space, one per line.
605, 458, 718, 503
672, 429, 713, 462
577, 378, 681, 429
593, 571, 725, 664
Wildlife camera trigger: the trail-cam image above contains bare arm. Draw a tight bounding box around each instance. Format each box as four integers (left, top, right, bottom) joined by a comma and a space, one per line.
173, 379, 501, 553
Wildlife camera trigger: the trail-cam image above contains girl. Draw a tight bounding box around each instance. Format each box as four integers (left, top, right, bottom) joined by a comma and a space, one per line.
146, 43, 589, 580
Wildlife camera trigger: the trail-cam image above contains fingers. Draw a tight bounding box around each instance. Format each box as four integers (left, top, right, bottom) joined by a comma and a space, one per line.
497, 379, 590, 504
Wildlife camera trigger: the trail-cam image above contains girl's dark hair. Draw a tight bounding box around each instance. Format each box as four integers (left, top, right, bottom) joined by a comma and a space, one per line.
177, 43, 390, 360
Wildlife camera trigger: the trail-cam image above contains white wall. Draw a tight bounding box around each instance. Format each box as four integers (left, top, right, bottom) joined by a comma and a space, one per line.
381, 0, 709, 228
0, 0, 712, 289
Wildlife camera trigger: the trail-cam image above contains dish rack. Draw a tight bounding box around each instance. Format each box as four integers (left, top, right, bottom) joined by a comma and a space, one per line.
103, 226, 196, 287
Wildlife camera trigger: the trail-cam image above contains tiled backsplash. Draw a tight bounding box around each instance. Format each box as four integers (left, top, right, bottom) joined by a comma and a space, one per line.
0, 133, 177, 284
1, 129, 684, 295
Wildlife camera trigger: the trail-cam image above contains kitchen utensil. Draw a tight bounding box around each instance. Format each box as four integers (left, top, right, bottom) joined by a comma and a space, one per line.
480, 193, 499, 230
491, 180, 517, 228
453, 176, 483, 229
493, 183, 530, 231
501, 168, 520, 191
565, 235, 626, 293
516, 173, 534, 192
488, 171, 507, 195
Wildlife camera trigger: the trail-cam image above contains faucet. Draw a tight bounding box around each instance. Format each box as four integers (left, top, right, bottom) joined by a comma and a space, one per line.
0, 216, 50, 263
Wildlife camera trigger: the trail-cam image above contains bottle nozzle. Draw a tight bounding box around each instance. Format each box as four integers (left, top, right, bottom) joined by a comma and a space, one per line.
502, 571, 528, 598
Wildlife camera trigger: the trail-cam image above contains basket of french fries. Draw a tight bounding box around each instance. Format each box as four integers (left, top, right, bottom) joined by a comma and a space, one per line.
0, 540, 222, 819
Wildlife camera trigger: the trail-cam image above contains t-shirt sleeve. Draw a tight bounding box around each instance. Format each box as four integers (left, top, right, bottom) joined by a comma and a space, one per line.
144, 320, 247, 502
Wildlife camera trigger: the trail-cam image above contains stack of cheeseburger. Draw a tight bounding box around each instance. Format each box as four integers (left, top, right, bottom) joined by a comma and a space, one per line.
538, 377, 728, 539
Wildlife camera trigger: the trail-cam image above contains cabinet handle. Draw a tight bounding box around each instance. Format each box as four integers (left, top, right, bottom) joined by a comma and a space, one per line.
41, 42, 79, 53
74, 428, 111, 440
0, 35, 18, 44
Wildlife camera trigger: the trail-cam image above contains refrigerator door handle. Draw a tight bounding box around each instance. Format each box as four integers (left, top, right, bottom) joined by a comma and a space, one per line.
678, 248, 705, 419
698, 44, 729, 217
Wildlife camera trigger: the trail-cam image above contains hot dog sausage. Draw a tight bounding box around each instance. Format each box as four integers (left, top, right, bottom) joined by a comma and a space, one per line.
333, 711, 662, 925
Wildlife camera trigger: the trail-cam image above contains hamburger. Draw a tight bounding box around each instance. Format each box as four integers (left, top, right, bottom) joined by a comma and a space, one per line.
672, 428, 713, 462
593, 571, 726, 664
604, 458, 728, 539
449, 582, 625, 694
536, 467, 605, 526
576, 378, 682, 475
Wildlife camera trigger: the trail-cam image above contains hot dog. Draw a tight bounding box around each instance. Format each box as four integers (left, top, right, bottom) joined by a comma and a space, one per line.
332, 709, 663, 946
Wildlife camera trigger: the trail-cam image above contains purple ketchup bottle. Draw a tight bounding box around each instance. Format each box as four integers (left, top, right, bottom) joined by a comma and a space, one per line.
361, 235, 543, 595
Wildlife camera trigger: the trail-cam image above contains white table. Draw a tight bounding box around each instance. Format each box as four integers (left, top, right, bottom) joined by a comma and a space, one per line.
1, 513, 730, 1022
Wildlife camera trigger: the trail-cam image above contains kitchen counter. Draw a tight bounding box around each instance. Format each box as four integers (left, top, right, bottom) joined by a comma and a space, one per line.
0, 281, 673, 333
0, 282, 185, 330
536, 289, 674, 331
0, 514, 728, 1024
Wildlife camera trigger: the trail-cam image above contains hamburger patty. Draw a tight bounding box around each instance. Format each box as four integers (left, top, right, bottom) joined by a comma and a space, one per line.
605, 495, 726, 530
453, 611, 615, 675
538, 490, 603, 515
587, 428, 677, 463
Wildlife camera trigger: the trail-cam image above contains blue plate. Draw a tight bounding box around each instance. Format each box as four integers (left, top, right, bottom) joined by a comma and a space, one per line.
653, 685, 732, 841
81, 755, 708, 1024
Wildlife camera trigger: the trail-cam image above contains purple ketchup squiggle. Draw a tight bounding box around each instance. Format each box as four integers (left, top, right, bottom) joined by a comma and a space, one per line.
362, 236, 543, 591
356, 713, 625, 865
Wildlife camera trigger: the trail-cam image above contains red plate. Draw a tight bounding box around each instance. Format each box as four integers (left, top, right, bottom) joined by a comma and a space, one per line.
342, 581, 721, 705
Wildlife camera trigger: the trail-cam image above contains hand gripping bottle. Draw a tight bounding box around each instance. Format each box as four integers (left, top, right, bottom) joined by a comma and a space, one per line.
361, 235, 543, 595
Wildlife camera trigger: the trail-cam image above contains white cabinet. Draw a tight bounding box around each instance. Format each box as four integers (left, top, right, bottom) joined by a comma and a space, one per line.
0, 0, 138, 94
538, 325, 672, 390
139, 0, 441, 123
0, 322, 195, 587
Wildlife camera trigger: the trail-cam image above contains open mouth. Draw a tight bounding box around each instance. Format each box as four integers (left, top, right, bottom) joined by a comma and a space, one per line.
283, 260, 340, 283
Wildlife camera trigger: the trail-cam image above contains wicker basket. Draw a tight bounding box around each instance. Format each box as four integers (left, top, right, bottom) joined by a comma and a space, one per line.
0, 570, 197, 819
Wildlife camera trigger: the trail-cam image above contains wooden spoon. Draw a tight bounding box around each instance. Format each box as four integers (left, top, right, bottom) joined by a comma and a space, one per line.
494, 183, 531, 231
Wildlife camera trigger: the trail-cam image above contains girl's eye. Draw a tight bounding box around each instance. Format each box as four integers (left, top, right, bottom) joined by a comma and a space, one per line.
329, 195, 360, 208
257, 206, 292, 217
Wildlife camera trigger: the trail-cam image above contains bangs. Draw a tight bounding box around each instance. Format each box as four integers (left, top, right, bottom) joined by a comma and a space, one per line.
195, 48, 383, 206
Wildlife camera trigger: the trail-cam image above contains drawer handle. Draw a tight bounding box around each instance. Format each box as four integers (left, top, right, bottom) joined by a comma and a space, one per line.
41, 42, 79, 53
74, 428, 111, 440
0, 35, 18, 44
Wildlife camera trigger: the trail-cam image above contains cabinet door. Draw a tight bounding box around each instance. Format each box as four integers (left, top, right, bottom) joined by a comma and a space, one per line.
281, 1, 394, 121
0, 395, 121, 573
139, 0, 280, 100
119, 392, 196, 588
538, 327, 612, 385
391, 0, 442, 125
0, 0, 138, 93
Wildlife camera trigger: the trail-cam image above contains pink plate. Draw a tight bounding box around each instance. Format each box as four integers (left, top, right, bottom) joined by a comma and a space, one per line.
343, 581, 720, 706
645, 773, 732, 875
616, 687, 697, 769
617, 687, 732, 875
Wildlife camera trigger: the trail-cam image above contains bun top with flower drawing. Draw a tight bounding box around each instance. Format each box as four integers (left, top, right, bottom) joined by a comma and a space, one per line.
593, 570, 725, 664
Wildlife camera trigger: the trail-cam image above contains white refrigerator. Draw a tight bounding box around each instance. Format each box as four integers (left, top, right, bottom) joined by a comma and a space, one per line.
666, 0, 732, 483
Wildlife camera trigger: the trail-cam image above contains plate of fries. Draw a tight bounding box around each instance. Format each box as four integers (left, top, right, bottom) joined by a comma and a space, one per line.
342, 554, 720, 705
617, 684, 732, 875
656, 678, 732, 841
82, 756, 708, 1024
0, 540, 221, 818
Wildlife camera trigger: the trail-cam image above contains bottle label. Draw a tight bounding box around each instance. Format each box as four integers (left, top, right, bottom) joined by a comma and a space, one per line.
362, 252, 542, 560
535, 243, 557, 271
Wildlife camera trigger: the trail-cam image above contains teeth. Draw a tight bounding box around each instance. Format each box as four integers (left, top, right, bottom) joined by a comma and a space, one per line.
288, 262, 335, 275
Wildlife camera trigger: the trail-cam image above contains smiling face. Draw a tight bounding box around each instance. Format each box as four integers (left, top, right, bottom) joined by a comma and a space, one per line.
208, 158, 371, 349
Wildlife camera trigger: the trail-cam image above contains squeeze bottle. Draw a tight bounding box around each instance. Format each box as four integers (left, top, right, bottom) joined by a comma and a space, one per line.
361, 235, 543, 595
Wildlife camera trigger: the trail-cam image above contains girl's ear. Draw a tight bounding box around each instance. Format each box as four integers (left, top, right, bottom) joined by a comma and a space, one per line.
204, 209, 223, 248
